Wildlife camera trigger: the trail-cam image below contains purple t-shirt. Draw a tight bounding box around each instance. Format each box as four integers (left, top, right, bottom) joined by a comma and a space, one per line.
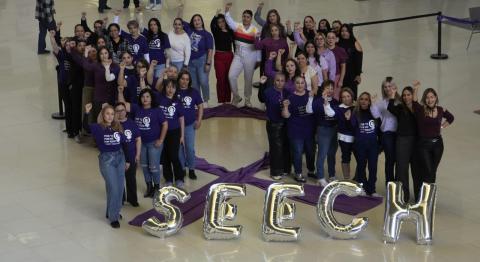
183, 21, 214, 60
177, 88, 203, 126
90, 124, 126, 153
330, 46, 348, 76
120, 119, 140, 164
264, 87, 290, 123
312, 97, 339, 127
130, 104, 166, 143
157, 95, 185, 130
286, 92, 315, 139
143, 29, 171, 65
255, 37, 289, 65
122, 31, 149, 62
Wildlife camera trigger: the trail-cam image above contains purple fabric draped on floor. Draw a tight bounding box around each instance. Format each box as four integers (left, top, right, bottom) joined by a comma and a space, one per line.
129, 105, 383, 228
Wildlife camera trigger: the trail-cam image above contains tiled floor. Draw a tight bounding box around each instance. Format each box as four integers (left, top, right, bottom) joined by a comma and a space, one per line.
1, 0, 479, 261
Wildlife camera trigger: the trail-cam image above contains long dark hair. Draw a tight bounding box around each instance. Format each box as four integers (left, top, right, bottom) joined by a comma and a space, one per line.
177, 70, 193, 92
190, 14, 205, 29
303, 16, 316, 39
304, 40, 320, 67
96, 46, 112, 62
338, 23, 356, 45
146, 18, 166, 42
161, 79, 179, 98
138, 89, 158, 108
283, 58, 301, 81
400, 86, 414, 113
317, 19, 331, 34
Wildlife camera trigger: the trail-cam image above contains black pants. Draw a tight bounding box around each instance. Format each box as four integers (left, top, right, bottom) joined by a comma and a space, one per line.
123, 0, 139, 7
416, 137, 443, 193
98, 0, 108, 11
381, 131, 396, 185
60, 84, 74, 136
71, 82, 83, 136
395, 136, 418, 202
266, 121, 291, 177
123, 162, 138, 203
162, 128, 184, 183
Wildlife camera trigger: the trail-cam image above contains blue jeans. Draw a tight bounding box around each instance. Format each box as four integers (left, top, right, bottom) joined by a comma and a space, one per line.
316, 126, 338, 179
98, 150, 125, 222
188, 54, 210, 102
290, 136, 315, 175
381, 131, 396, 184
171, 61, 184, 71
179, 123, 196, 170
154, 64, 166, 78
354, 138, 379, 195
140, 141, 163, 184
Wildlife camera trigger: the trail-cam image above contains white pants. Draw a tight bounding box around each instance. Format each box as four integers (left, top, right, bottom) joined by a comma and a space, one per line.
228, 46, 258, 99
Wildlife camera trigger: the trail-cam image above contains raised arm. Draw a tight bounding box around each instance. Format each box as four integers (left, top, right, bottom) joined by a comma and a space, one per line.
147, 60, 157, 85
183, 34, 191, 66
264, 52, 278, 79
281, 99, 291, 118
224, 3, 239, 31
48, 30, 60, 55
254, 2, 266, 27
81, 12, 93, 33
117, 85, 131, 112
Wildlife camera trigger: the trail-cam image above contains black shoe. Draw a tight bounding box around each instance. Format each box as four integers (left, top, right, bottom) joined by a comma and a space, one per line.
152, 184, 160, 198
105, 6, 112, 9
307, 172, 316, 178
128, 201, 139, 207
37, 50, 50, 55
144, 183, 153, 198
67, 133, 75, 138
98, 8, 104, 13
189, 170, 197, 180
110, 221, 120, 228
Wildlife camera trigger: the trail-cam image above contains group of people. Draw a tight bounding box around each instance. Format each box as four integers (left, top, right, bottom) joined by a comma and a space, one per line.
39, 1, 454, 228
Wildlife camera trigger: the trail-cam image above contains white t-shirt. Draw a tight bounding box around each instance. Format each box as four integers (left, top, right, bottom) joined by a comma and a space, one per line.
168, 31, 191, 65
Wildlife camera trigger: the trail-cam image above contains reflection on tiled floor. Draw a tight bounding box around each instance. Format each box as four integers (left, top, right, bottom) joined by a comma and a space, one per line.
1, 0, 479, 261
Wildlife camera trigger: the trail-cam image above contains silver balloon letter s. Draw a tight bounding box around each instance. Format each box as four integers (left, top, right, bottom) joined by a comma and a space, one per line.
383, 182, 437, 245
262, 183, 305, 242
142, 186, 190, 238
317, 181, 369, 239
203, 183, 247, 240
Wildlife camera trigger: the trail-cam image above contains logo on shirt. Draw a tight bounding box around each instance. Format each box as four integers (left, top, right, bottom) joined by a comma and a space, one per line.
150, 39, 162, 49
360, 120, 376, 134
124, 129, 132, 140
142, 117, 151, 128
183, 96, 192, 107
133, 44, 140, 54
190, 32, 202, 52
167, 105, 176, 117
113, 132, 121, 143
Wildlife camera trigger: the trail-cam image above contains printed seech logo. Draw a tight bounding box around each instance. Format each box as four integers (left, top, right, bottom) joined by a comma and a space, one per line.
143, 117, 151, 128
113, 132, 121, 143
125, 129, 132, 140
183, 96, 192, 107
168, 105, 176, 117
133, 44, 140, 54
153, 39, 161, 48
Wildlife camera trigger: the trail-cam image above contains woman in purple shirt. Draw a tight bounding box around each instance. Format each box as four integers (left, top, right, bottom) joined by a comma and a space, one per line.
347, 92, 381, 197
143, 18, 171, 78
314, 33, 336, 81
114, 102, 141, 207
117, 88, 168, 198
265, 51, 300, 93
255, 24, 289, 69
413, 88, 454, 200
281, 76, 315, 183
84, 105, 130, 228
157, 79, 186, 188
176, 71, 204, 180
326, 31, 347, 100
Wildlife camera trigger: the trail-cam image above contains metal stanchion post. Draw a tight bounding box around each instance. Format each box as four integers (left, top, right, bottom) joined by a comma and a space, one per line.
51, 65, 65, 119
431, 12, 449, 60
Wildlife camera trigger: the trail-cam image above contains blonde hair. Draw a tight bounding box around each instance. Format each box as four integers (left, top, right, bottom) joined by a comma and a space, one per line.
97, 105, 123, 132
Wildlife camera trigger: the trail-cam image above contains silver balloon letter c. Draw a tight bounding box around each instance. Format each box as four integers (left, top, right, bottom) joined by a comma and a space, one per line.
383, 182, 437, 244
142, 186, 190, 238
262, 183, 305, 242
317, 181, 369, 239
203, 183, 246, 240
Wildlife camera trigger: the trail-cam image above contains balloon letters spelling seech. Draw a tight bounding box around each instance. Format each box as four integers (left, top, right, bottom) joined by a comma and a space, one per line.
142, 186, 191, 238
203, 183, 247, 240
316, 181, 369, 239
262, 183, 305, 242
383, 182, 437, 245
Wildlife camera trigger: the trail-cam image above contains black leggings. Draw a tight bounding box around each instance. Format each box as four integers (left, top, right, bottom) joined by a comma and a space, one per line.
266, 121, 291, 176
162, 128, 184, 183
415, 137, 443, 198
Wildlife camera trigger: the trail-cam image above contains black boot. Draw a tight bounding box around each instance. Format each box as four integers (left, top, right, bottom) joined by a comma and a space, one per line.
144, 183, 153, 198
189, 169, 197, 180
152, 184, 160, 198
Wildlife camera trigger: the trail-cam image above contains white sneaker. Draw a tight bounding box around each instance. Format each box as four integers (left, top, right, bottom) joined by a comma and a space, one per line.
244, 97, 252, 107
371, 193, 382, 198
316, 178, 328, 187
74, 135, 82, 144
232, 95, 242, 107
145, 4, 154, 9
271, 175, 282, 180
328, 176, 338, 182
151, 4, 162, 11
203, 102, 209, 108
